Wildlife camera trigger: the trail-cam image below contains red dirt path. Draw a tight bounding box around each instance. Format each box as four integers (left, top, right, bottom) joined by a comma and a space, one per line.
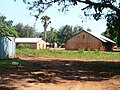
0, 56, 120, 90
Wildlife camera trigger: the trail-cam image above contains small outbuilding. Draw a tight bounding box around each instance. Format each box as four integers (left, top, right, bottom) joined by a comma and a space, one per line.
15, 38, 46, 49
0, 37, 16, 59
65, 30, 115, 51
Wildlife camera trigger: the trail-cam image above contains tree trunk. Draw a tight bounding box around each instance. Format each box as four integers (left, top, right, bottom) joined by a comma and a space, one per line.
44, 26, 47, 42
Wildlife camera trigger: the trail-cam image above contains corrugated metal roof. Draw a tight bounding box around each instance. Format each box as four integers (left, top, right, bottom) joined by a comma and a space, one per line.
84, 30, 115, 44
15, 38, 43, 43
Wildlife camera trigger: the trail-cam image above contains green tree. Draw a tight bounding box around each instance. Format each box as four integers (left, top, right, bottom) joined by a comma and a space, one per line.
58, 25, 83, 45
0, 15, 18, 37
39, 27, 58, 44
15, 23, 36, 37
14, 23, 24, 37
41, 16, 51, 41
47, 27, 58, 44
58, 25, 73, 45
102, 12, 120, 46
35, 32, 41, 38
19, 0, 120, 20
73, 25, 84, 34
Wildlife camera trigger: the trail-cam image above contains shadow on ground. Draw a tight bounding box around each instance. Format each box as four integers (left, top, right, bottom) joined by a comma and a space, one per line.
0, 86, 16, 90
0, 59, 120, 89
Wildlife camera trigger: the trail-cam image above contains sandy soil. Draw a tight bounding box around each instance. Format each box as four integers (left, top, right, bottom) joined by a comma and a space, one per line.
0, 56, 120, 90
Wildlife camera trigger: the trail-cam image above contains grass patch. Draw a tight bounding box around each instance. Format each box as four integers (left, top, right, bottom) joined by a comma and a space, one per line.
16, 49, 120, 61
0, 58, 30, 69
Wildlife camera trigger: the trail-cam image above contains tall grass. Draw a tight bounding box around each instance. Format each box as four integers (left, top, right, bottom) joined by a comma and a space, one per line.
16, 49, 120, 61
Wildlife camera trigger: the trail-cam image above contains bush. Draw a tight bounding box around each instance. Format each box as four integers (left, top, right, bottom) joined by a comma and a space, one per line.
17, 44, 30, 49
78, 48, 84, 53
94, 49, 100, 54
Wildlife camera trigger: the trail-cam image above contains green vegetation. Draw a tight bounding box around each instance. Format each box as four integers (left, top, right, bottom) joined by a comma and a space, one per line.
17, 44, 30, 49
58, 25, 83, 45
78, 48, 85, 53
102, 12, 120, 47
16, 49, 120, 61
0, 15, 18, 37
0, 58, 29, 68
41, 15, 51, 41
15, 23, 36, 38
39, 25, 84, 46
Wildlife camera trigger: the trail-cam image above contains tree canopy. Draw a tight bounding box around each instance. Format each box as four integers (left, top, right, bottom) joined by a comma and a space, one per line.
39, 27, 59, 44
14, 23, 36, 37
41, 15, 51, 41
39, 25, 84, 46
0, 15, 18, 37
102, 12, 120, 46
58, 25, 83, 45
18, 0, 120, 20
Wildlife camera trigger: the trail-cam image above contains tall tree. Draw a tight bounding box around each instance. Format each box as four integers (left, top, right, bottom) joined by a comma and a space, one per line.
102, 12, 120, 46
58, 25, 73, 45
46, 27, 58, 44
41, 16, 51, 41
73, 25, 84, 34
39, 27, 58, 44
19, 0, 120, 20
35, 31, 41, 38
15, 23, 36, 37
0, 15, 18, 37
58, 25, 83, 45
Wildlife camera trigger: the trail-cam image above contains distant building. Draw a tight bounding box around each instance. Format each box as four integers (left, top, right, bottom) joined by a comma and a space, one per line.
65, 30, 115, 51
15, 38, 46, 49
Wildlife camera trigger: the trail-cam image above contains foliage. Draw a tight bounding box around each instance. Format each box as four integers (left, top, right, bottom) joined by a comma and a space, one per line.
73, 25, 84, 34
35, 32, 41, 38
58, 25, 73, 45
0, 58, 29, 68
58, 25, 83, 45
17, 44, 30, 49
0, 15, 18, 37
102, 12, 120, 46
40, 16, 51, 41
94, 49, 100, 54
19, 0, 120, 20
78, 48, 85, 53
46, 27, 58, 43
39, 27, 58, 43
16, 49, 120, 60
14, 23, 36, 37
39, 25, 83, 46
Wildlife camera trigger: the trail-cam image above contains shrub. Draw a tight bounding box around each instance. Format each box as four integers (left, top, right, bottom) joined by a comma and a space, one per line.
94, 49, 100, 54
78, 48, 84, 53
17, 44, 30, 49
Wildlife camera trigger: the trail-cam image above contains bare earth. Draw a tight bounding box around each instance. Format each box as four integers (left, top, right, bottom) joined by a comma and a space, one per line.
0, 56, 120, 90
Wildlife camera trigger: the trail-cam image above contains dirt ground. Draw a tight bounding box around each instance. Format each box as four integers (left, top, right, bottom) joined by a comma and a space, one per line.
0, 56, 120, 90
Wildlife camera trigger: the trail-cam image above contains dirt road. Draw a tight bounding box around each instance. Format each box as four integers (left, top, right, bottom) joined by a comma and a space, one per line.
0, 56, 120, 90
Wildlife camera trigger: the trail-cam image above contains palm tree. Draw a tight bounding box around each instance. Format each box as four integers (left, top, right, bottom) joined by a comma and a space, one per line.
41, 16, 51, 41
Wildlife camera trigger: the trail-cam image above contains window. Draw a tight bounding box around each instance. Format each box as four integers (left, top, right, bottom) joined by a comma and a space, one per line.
83, 35, 85, 39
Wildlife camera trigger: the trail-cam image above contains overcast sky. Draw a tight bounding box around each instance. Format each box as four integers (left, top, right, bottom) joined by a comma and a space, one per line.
0, 0, 107, 34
